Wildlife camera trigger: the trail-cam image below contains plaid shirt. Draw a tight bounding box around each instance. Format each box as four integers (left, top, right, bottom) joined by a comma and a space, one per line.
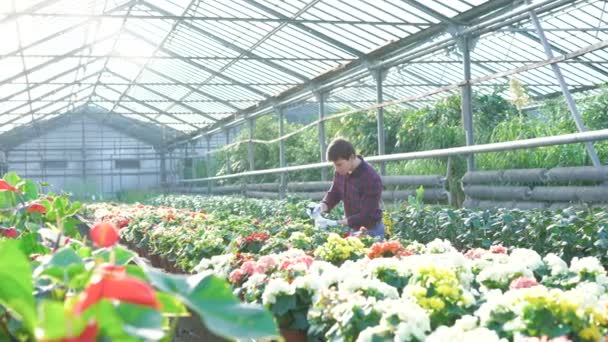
322, 156, 383, 230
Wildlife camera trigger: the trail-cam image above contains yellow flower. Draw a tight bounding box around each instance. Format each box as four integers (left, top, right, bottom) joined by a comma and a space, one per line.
578, 326, 600, 341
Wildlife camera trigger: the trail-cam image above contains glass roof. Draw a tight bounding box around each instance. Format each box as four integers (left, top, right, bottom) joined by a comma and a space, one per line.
0, 0, 606, 139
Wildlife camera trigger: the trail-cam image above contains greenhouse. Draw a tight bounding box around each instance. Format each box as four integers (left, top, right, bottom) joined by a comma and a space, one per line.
2, 0, 608, 341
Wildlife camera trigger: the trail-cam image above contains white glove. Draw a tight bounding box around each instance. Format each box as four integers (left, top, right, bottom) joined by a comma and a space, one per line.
306, 202, 322, 219
315, 217, 339, 229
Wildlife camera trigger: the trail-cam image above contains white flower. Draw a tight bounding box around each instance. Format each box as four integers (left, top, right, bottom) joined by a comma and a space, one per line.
570, 256, 605, 276
262, 278, 294, 305
378, 299, 430, 341
425, 238, 455, 254
510, 248, 543, 271
342, 278, 399, 299
356, 325, 391, 342
454, 315, 478, 330
477, 262, 533, 288
543, 253, 568, 275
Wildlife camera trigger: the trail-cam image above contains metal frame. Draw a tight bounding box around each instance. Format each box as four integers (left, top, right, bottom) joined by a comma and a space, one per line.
1, 0, 608, 178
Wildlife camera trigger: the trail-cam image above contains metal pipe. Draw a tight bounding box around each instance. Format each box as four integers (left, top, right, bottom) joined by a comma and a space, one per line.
179, 129, 608, 182
248, 118, 255, 171
461, 35, 475, 171
317, 92, 328, 181
528, 7, 601, 167
277, 108, 286, 198
374, 68, 387, 175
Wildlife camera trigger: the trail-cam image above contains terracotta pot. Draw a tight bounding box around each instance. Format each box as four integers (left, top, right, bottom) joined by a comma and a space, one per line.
280, 329, 307, 342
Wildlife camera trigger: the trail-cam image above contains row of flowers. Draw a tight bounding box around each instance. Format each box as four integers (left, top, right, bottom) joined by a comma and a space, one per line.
84, 195, 608, 341
0, 174, 277, 341
198, 238, 608, 341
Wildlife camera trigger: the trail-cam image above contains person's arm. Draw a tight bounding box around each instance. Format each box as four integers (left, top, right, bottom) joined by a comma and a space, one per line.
321, 174, 341, 212
345, 176, 382, 228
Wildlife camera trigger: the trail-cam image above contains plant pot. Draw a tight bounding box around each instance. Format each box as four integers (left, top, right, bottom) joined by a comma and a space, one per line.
280, 329, 307, 342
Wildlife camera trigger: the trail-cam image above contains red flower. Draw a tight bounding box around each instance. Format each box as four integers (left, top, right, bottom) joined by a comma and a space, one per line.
27, 203, 46, 214
90, 222, 119, 247
74, 265, 159, 314
43, 321, 98, 342
117, 219, 130, 229
0, 180, 18, 192
367, 241, 412, 259
1, 228, 19, 238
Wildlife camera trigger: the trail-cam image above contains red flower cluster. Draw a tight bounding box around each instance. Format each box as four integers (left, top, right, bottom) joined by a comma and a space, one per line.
0, 227, 18, 238
74, 264, 160, 314
0, 180, 19, 193
367, 241, 412, 259
243, 232, 269, 244
117, 218, 130, 229
90, 222, 119, 247
27, 203, 46, 214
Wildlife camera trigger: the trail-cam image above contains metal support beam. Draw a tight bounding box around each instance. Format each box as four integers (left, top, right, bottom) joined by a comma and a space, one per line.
101, 85, 199, 130
399, 0, 462, 25
316, 92, 329, 181
111, 62, 240, 115
81, 115, 86, 180
248, 119, 255, 171
0, 34, 114, 87
277, 107, 286, 198
224, 128, 231, 175
105, 0, 199, 121
0, 57, 102, 104
106, 70, 222, 121
206, 135, 212, 194
165, 0, 517, 147
243, 0, 365, 58
528, 9, 601, 167
142, 1, 310, 83
124, 29, 271, 98
159, 149, 167, 188
461, 35, 475, 171
372, 68, 388, 175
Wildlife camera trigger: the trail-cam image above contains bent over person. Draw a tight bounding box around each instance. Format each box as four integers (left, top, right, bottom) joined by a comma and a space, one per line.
313, 138, 384, 239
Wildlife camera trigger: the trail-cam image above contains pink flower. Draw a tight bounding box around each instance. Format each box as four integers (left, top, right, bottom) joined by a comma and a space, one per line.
509, 276, 539, 290
490, 244, 508, 254
240, 260, 265, 275
258, 255, 277, 270
229, 269, 245, 284
279, 256, 314, 271
515, 336, 571, 342
464, 248, 486, 259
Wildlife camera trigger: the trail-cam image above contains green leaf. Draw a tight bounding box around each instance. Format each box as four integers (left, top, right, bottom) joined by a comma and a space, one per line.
116, 303, 165, 340
3, 172, 21, 187
18, 233, 49, 256
21, 180, 39, 202
156, 292, 189, 317
65, 202, 82, 217
34, 247, 85, 282
145, 267, 278, 340
36, 300, 86, 340
272, 295, 296, 316
0, 240, 36, 334
93, 246, 136, 265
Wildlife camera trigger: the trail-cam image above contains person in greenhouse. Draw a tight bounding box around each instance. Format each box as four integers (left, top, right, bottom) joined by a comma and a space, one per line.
312, 138, 384, 240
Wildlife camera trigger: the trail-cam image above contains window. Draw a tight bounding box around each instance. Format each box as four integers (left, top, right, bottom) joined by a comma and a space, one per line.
184, 158, 193, 168
43, 160, 68, 169
115, 159, 140, 169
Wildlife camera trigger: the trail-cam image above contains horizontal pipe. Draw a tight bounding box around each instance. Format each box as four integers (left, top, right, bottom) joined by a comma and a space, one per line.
178, 129, 608, 182
463, 185, 532, 201
529, 186, 608, 202
382, 175, 445, 187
